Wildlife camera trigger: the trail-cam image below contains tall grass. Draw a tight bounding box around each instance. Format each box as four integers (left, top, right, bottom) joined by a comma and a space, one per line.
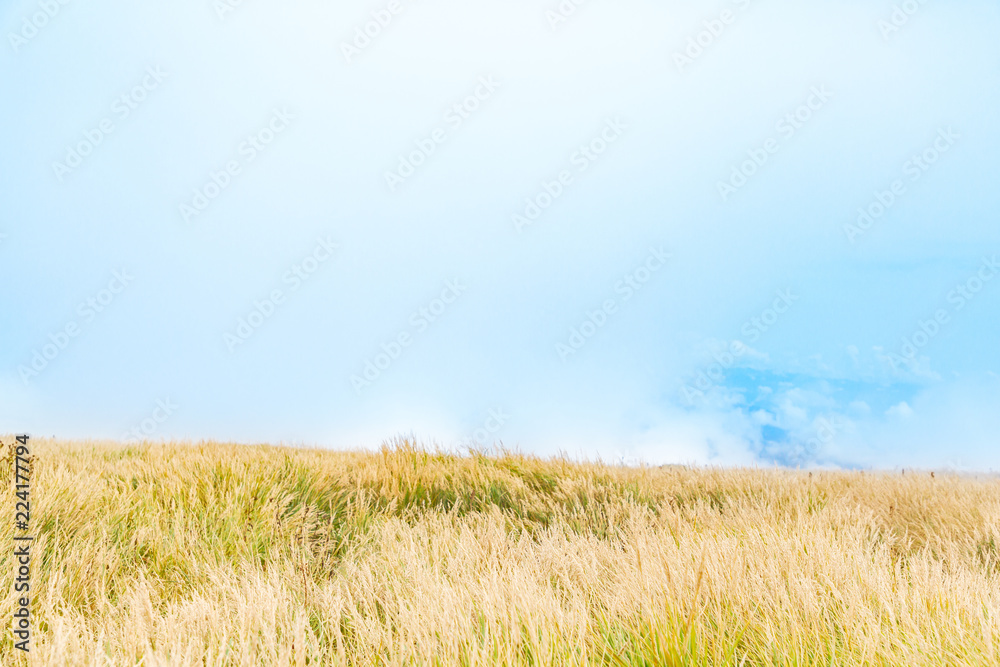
2, 437, 999, 665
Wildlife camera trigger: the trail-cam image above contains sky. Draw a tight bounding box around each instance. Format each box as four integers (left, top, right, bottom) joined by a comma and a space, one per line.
2, 0, 999, 469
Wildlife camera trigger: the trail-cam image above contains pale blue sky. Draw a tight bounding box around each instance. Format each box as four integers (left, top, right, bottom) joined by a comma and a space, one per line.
2, 0, 999, 468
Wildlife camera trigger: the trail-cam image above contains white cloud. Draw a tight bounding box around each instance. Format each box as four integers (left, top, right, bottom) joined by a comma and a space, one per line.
885, 401, 914, 419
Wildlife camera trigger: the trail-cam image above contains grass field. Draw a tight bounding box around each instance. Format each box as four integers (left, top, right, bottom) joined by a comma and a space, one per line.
2, 437, 999, 666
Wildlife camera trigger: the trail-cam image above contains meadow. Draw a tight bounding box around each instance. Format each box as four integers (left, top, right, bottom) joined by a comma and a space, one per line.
2, 437, 999, 665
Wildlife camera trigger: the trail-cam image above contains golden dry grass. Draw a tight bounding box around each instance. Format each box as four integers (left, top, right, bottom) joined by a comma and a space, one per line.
2, 436, 999, 666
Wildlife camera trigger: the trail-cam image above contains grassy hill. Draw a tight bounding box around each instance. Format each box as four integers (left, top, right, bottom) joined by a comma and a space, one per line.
2, 437, 999, 665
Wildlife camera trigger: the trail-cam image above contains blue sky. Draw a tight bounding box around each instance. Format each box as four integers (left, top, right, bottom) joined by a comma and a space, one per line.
2, 0, 999, 469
